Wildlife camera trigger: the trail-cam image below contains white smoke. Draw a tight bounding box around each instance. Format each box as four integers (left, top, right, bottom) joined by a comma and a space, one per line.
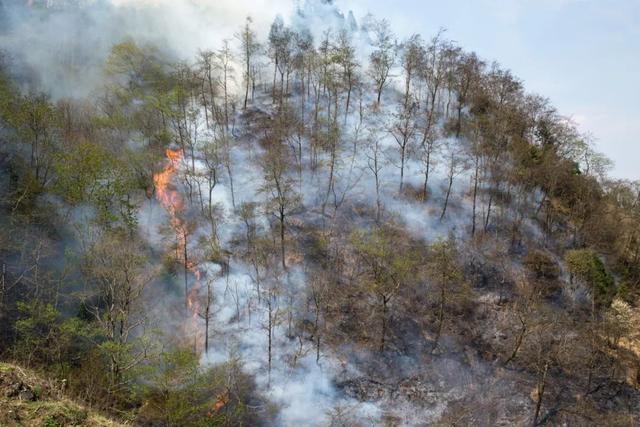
1, 1, 529, 425
0, 0, 295, 98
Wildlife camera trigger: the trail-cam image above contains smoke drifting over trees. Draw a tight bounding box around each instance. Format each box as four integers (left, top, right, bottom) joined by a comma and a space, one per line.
0, 1, 639, 426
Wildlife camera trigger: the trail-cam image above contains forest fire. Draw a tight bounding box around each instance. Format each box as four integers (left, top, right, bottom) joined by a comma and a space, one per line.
208, 390, 230, 417
153, 148, 203, 352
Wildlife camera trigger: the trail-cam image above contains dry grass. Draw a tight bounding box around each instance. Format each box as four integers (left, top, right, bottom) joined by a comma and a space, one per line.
0, 362, 125, 427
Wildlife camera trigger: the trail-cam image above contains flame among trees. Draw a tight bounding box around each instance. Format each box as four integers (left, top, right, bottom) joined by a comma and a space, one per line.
153, 148, 204, 350
0, 7, 639, 426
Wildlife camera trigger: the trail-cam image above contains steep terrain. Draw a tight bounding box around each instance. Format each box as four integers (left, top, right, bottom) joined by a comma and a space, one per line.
0, 1, 639, 426
0, 363, 123, 427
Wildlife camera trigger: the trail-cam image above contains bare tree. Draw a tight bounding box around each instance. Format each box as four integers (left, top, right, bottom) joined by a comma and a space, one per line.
217, 40, 235, 135
259, 141, 301, 270
366, 19, 396, 105
236, 16, 260, 110
308, 273, 329, 364
389, 102, 418, 193
335, 30, 359, 119
365, 122, 386, 223
196, 50, 219, 131
268, 16, 294, 105
400, 34, 424, 110
198, 271, 216, 354
82, 232, 157, 391
451, 52, 483, 138
440, 139, 467, 220
417, 32, 451, 197
292, 28, 314, 127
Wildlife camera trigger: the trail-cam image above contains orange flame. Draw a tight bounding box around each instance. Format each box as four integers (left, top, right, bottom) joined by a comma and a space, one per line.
154, 149, 203, 351
208, 391, 230, 417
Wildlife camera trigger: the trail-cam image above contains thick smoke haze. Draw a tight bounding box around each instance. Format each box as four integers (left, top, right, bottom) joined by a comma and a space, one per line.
2, 1, 637, 426
0, 0, 294, 98
2, 1, 637, 179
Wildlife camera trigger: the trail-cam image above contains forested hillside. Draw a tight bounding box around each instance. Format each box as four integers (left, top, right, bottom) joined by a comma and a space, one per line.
0, 1, 639, 425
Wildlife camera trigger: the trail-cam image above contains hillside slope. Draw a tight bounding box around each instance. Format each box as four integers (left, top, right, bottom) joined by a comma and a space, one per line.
0, 363, 123, 427
0, 1, 639, 425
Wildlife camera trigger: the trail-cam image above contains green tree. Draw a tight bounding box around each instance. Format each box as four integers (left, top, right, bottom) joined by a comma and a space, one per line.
82, 232, 158, 394
139, 348, 261, 426
236, 17, 261, 109
426, 237, 467, 352
351, 226, 418, 352
53, 140, 113, 205
13, 302, 96, 376
565, 249, 615, 310
54, 139, 140, 232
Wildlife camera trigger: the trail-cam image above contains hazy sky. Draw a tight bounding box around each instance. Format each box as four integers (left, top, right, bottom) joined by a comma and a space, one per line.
339, 0, 640, 180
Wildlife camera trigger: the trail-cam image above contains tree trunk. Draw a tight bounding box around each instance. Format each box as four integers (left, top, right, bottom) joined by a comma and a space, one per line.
433, 282, 446, 353
204, 308, 210, 354
399, 145, 406, 193
505, 323, 526, 365
484, 192, 494, 232
455, 104, 463, 138
375, 171, 382, 224
471, 154, 480, 236
441, 173, 454, 220
272, 60, 278, 102
183, 229, 189, 309
380, 295, 389, 352
322, 140, 337, 216
280, 209, 286, 270
315, 303, 321, 364
532, 362, 549, 426
422, 143, 432, 201
244, 49, 250, 109
225, 159, 236, 211
345, 78, 352, 121
267, 297, 273, 387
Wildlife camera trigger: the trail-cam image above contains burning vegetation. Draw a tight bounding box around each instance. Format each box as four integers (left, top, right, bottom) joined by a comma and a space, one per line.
154, 148, 203, 350
0, 1, 639, 426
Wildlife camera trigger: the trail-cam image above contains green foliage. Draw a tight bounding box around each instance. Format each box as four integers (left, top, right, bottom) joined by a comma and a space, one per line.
424, 237, 471, 351
8, 92, 58, 144
53, 140, 140, 231
14, 302, 60, 365
565, 249, 616, 307
427, 238, 465, 286
0, 68, 17, 119
351, 226, 419, 297
424, 237, 471, 311
106, 40, 165, 94
42, 406, 88, 427
138, 348, 228, 426
79, 232, 157, 396
1, 17, 639, 426
616, 281, 630, 303
91, 161, 140, 231
6, 157, 44, 215
13, 302, 97, 374
43, 416, 64, 427
4, 91, 60, 181
53, 140, 114, 204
